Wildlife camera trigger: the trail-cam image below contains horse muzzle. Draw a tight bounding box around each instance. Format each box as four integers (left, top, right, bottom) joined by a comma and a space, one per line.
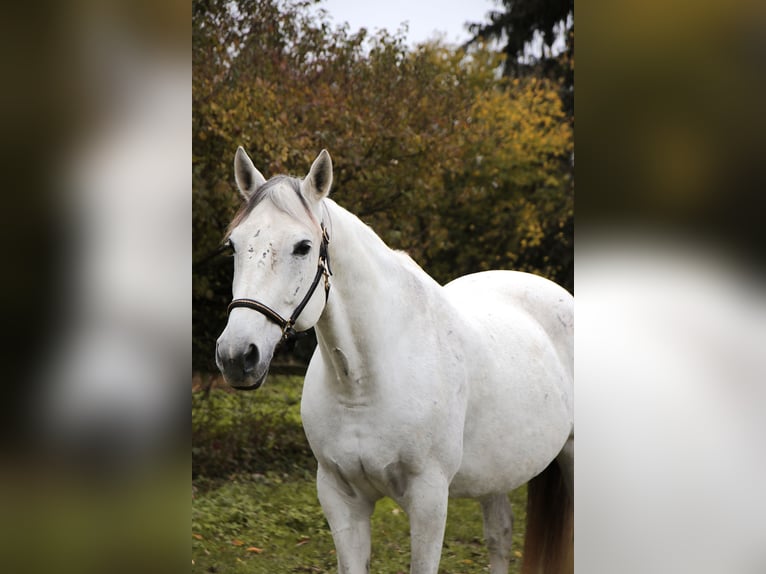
215, 337, 271, 390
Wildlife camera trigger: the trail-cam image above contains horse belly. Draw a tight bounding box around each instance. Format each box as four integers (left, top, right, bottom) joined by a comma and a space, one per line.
450, 364, 571, 498
445, 273, 574, 498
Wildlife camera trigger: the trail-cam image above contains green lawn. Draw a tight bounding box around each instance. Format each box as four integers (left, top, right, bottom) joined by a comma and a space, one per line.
192, 375, 527, 573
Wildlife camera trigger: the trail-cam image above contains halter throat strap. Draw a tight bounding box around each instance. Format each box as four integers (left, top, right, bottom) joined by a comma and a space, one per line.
227, 223, 331, 343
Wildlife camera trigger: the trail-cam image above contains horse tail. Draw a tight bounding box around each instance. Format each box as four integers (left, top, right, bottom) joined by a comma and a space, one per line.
521, 460, 573, 574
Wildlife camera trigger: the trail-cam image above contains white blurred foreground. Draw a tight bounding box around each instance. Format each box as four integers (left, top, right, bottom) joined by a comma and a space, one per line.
575, 232, 766, 573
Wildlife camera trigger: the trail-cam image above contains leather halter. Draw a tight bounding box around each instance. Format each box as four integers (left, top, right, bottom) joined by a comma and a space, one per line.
227, 224, 331, 343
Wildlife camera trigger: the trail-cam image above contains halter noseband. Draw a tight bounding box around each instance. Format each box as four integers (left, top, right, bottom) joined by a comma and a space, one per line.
227, 223, 332, 344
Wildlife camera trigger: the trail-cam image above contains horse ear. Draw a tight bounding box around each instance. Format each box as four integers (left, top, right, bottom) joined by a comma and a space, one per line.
302, 149, 333, 202
234, 146, 266, 200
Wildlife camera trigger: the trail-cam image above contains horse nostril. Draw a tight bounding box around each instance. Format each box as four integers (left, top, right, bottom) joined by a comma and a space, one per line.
242, 343, 259, 374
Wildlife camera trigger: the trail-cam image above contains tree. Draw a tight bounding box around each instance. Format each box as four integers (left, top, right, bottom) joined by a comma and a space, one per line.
193, 0, 572, 371
467, 0, 574, 287
468, 0, 573, 114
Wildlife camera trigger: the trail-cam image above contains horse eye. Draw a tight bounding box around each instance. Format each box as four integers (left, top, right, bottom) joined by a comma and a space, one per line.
292, 240, 312, 256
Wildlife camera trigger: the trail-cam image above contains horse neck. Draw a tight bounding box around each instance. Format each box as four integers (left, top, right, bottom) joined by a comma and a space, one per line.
314, 200, 438, 390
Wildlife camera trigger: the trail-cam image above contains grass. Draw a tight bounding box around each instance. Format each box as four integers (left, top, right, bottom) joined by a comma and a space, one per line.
192, 375, 528, 573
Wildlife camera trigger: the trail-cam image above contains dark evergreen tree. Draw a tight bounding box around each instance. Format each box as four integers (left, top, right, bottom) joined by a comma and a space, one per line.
468, 0, 573, 114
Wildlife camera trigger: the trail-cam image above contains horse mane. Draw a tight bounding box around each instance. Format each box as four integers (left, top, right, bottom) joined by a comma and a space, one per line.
393, 250, 430, 276
224, 175, 309, 239
388, 248, 447, 295
321, 202, 438, 290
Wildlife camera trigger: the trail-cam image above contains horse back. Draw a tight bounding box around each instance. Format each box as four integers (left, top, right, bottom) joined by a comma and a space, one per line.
444, 270, 573, 382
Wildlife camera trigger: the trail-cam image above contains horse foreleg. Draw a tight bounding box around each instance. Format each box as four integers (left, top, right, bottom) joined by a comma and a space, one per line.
317, 464, 375, 574
400, 472, 450, 574
480, 493, 513, 574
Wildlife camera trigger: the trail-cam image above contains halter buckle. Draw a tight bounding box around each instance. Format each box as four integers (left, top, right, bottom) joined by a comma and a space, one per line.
281, 323, 297, 342
322, 259, 331, 297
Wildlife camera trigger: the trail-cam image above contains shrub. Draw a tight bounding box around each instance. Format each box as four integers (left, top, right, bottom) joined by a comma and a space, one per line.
192, 375, 314, 478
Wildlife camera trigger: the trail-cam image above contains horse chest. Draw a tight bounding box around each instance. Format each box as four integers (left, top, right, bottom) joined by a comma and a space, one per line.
306, 401, 401, 459
302, 345, 468, 497
306, 406, 415, 498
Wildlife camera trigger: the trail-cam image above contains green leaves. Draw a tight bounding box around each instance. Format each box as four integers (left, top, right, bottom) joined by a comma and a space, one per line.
192, 376, 311, 477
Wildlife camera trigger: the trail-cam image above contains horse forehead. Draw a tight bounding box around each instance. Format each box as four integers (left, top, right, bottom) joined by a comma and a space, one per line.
233, 202, 310, 243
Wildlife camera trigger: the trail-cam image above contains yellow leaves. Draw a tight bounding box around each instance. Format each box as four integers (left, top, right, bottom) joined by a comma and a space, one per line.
232, 539, 264, 553
193, 0, 573, 306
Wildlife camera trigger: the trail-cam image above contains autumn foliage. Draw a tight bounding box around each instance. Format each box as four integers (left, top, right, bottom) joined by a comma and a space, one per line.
193, 0, 572, 370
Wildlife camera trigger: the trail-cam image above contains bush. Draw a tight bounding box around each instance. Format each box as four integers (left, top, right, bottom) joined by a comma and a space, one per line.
192, 375, 314, 478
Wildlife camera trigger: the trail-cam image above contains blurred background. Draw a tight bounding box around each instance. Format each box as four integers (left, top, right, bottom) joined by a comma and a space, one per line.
577, 0, 766, 571
0, 0, 189, 573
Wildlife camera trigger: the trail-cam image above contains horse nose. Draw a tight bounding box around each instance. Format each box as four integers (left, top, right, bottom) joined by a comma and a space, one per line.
215, 339, 260, 379
242, 343, 259, 374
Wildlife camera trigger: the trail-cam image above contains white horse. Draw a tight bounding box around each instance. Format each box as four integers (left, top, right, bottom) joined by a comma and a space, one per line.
216, 148, 574, 574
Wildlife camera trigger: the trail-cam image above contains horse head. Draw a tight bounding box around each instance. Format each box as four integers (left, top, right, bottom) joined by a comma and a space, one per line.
215, 147, 333, 389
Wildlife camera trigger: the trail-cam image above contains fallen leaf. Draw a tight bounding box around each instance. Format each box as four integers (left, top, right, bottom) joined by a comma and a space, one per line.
231, 539, 245, 546
246, 547, 263, 553
296, 537, 310, 547
514, 550, 523, 558
192, 533, 203, 540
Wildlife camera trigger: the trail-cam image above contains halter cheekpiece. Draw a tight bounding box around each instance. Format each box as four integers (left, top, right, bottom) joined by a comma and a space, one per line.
227, 223, 331, 344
